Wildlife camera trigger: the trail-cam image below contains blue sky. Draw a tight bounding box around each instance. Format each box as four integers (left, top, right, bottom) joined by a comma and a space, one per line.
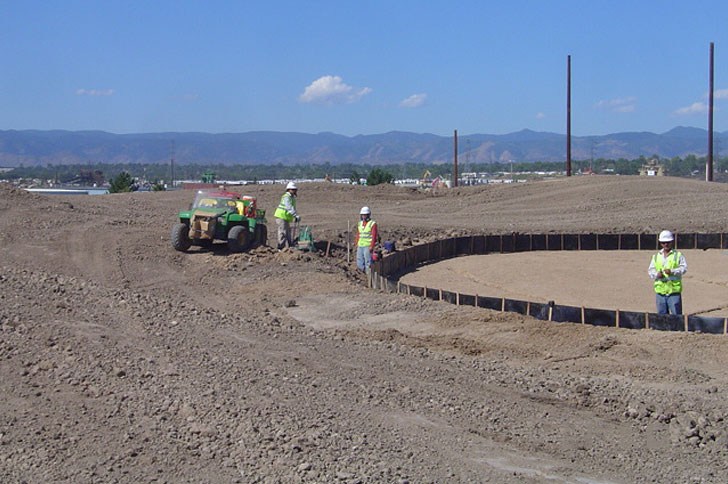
1, 0, 727, 136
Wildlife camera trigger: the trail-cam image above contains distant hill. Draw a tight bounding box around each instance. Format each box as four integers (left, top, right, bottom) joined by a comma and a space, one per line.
0, 127, 725, 167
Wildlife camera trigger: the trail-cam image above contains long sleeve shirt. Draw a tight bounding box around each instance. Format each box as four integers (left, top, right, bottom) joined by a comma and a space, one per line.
648, 249, 687, 280
354, 221, 377, 250
281, 192, 297, 217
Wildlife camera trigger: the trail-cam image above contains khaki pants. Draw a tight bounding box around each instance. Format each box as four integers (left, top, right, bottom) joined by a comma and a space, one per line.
276, 218, 291, 249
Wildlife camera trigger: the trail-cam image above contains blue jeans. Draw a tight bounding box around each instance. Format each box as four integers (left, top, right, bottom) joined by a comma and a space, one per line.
656, 293, 682, 315
357, 246, 372, 273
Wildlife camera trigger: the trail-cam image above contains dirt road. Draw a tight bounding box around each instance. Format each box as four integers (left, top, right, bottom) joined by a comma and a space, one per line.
3, 176, 728, 483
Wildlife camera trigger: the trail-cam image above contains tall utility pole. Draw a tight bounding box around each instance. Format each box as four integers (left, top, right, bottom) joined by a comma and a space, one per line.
453, 129, 458, 187
466, 138, 471, 185
590, 139, 595, 173
566, 55, 572, 177
707, 42, 714, 182
170, 140, 175, 188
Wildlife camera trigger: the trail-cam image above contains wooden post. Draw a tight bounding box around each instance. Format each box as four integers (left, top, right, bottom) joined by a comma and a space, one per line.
616, 309, 620, 328
707, 42, 714, 182
566, 54, 572, 177
453, 129, 458, 187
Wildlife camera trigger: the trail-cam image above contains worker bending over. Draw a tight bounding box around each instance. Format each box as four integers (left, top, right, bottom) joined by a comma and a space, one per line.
647, 230, 687, 315
355, 206, 377, 274
273, 182, 299, 249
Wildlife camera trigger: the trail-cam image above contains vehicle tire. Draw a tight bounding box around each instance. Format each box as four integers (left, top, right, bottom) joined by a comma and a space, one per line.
227, 225, 252, 253
254, 224, 268, 247
171, 223, 192, 252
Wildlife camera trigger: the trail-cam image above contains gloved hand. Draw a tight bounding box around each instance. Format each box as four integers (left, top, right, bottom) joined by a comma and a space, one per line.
295, 215, 301, 222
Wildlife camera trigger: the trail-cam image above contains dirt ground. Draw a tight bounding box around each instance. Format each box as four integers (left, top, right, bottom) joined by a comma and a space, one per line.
3, 176, 728, 483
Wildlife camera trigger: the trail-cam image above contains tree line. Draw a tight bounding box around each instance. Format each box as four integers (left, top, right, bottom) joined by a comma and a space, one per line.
4, 155, 728, 186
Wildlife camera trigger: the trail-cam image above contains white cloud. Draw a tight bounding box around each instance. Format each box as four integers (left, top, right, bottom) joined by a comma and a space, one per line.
399, 93, 427, 108
75, 88, 114, 96
298, 75, 372, 105
714, 89, 728, 99
614, 105, 635, 113
594, 96, 636, 113
535, 112, 546, 119
674, 102, 708, 115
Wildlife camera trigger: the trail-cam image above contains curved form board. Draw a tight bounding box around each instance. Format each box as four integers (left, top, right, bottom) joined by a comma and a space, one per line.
369, 233, 727, 335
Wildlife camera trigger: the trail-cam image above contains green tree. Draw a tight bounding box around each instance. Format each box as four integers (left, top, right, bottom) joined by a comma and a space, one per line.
108, 171, 137, 193
367, 168, 395, 186
349, 171, 361, 184
151, 179, 166, 191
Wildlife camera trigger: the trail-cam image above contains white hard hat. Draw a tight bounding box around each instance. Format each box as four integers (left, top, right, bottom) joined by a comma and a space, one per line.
658, 230, 674, 242
286, 182, 297, 190
360, 206, 371, 215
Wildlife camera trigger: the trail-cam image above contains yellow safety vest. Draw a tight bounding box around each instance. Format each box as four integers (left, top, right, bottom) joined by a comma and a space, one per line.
358, 220, 376, 247
653, 250, 683, 295
274, 192, 296, 222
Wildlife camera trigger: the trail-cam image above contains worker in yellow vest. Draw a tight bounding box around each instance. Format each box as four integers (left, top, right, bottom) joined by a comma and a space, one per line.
354, 206, 378, 273
273, 182, 299, 249
647, 230, 687, 315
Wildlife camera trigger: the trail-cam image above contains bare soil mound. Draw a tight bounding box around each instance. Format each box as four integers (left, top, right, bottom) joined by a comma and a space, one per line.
3, 177, 728, 483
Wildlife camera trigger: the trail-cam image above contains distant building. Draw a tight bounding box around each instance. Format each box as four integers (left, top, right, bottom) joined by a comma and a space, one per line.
639, 159, 665, 176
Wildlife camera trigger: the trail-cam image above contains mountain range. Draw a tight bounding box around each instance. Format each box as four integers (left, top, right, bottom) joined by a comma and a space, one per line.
0, 127, 725, 167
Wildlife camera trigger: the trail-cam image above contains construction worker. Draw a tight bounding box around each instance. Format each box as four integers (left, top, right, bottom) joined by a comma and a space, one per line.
647, 230, 687, 315
355, 206, 377, 273
273, 182, 299, 249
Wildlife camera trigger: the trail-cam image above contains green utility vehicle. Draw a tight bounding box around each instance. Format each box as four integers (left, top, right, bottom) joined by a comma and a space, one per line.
171, 190, 267, 252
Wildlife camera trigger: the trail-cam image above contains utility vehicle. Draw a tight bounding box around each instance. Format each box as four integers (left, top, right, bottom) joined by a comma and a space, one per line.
171, 190, 267, 252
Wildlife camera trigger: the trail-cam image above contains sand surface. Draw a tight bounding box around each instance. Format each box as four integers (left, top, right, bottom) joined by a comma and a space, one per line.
401, 249, 728, 316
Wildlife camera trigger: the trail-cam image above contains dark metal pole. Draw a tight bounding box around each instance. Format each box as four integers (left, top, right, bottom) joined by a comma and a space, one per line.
170, 140, 175, 189
707, 42, 714, 182
453, 129, 458, 187
566, 55, 572, 177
